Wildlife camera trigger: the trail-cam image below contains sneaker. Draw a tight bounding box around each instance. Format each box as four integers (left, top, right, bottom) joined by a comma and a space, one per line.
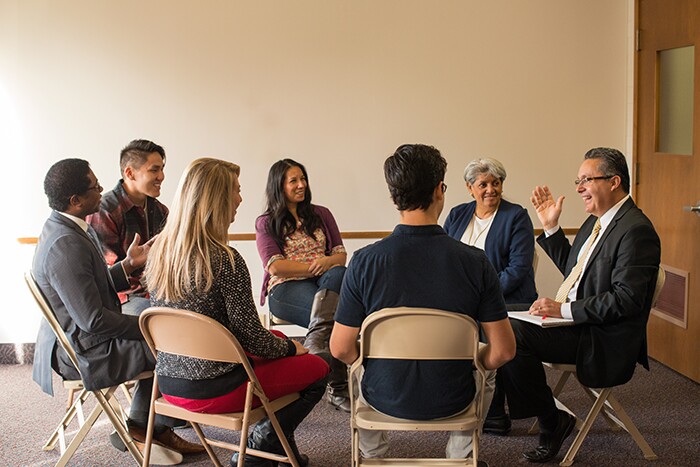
326, 392, 351, 413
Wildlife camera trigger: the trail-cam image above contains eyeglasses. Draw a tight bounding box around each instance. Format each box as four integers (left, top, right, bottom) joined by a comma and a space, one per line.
84, 182, 102, 193
574, 176, 612, 187
441, 182, 447, 193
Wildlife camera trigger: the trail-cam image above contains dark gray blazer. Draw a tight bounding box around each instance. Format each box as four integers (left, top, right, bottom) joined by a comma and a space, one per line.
32, 211, 154, 395
537, 198, 661, 388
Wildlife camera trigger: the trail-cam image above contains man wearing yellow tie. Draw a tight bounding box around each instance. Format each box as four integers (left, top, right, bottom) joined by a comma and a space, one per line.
501, 148, 661, 464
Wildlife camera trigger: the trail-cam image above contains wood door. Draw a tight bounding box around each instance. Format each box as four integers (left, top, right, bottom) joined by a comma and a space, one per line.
635, 0, 700, 383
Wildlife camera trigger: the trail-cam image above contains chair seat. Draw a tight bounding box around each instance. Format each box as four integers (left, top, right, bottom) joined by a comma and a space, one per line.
354, 401, 479, 432
153, 392, 300, 431
545, 362, 576, 372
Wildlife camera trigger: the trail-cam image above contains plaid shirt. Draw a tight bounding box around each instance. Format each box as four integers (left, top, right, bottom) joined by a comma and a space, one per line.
87, 180, 168, 302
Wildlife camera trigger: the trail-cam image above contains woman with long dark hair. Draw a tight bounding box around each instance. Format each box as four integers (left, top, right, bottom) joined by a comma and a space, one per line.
255, 159, 350, 412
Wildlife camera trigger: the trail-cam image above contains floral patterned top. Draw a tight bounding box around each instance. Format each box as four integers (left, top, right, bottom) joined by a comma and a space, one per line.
266, 227, 346, 291
255, 204, 346, 305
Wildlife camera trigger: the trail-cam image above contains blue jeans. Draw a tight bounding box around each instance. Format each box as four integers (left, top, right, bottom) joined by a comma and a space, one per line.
268, 266, 346, 327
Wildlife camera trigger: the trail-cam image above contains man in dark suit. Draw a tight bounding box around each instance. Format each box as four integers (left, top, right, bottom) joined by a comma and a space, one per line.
500, 148, 661, 463
32, 159, 203, 464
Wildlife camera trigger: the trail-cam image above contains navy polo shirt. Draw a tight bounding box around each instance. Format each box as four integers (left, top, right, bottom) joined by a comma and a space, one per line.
335, 224, 506, 420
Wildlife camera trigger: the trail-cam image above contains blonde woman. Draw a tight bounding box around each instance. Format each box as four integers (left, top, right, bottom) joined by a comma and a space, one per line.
145, 158, 329, 467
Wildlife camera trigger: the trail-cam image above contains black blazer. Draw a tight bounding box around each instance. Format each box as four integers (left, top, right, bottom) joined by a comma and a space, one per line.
537, 198, 660, 388
32, 211, 152, 395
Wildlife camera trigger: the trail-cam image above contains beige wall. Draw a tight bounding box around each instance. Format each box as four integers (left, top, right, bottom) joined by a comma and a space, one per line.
0, 0, 633, 343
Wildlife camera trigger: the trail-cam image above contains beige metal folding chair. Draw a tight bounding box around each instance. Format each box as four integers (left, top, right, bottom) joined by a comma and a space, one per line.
25, 271, 148, 467
139, 307, 302, 467
349, 307, 486, 467
531, 267, 666, 466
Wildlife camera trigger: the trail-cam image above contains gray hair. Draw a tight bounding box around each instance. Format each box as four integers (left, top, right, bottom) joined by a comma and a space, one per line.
463, 158, 507, 185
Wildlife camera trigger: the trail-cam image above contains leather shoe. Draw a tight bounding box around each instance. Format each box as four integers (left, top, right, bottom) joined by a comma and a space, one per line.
156, 428, 206, 455
523, 410, 576, 463
483, 413, 511, 435
110, 429, 183, 465
127, 421, 205, 455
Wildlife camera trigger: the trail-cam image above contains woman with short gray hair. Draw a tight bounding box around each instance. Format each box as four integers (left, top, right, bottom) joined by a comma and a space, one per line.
444, 156, 537, 436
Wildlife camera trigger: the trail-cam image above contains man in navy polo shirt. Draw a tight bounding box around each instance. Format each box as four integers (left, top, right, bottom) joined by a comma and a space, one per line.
330, 144, 516, 465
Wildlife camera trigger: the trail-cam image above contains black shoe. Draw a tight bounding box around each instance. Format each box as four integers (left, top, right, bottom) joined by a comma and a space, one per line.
278, 433, 309, 467
230, 451, 275, 467
523, 410, 576, 463
483, 413, 511, 435
109, 430, 127, 452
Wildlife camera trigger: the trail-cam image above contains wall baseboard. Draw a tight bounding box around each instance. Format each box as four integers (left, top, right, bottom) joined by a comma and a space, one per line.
0, 343, 34, 364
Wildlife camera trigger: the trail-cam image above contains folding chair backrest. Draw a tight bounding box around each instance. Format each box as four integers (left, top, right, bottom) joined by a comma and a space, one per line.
360, 307, 480, 362
139, 307, 253, 374
651, 267, 666, 307
25, 271, 82, 373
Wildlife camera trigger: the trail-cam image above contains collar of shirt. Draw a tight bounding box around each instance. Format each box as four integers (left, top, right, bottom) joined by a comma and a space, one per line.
116, 180, 147, 212
560, 194, 631, 318
58, 211, 89, 232
597, 194, 630, 235
393, 224, 445, 236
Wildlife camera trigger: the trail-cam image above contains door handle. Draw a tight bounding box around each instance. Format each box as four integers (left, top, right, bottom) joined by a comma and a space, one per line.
683, 200, 700, 217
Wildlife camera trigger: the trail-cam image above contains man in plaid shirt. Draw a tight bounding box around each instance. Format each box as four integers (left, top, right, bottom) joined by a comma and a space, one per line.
88, 139, 168, 316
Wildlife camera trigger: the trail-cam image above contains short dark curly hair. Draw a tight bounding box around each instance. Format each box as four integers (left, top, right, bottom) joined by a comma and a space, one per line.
43, 158, 91, 211
384, 144, 447, 211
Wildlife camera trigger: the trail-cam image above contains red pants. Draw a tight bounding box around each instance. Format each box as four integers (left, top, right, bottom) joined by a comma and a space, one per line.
162, 332, 329, 414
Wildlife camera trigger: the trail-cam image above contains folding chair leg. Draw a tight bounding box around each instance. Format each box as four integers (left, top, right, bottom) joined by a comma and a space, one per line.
190, 422, 223, 467
604, 393, 657, 460
559, 388, 612, 467
120, 381, 135, 405
581, 386, 620, 431
43, 388, 91, 452
53, 392, 109, 467
94, 387, 144, 465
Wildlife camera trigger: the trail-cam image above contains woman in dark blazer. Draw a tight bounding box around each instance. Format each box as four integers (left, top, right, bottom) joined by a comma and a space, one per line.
443, 157, 537, 435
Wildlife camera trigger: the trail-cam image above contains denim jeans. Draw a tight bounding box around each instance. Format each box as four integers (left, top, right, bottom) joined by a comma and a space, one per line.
268, 266, 346, 327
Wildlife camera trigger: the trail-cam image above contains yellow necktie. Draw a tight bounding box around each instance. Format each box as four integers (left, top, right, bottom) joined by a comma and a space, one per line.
555, 219, 602, 303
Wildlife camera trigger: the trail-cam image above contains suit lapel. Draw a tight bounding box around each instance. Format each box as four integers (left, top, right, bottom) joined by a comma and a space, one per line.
585, 198, 635, 267
50, 211, 119, 294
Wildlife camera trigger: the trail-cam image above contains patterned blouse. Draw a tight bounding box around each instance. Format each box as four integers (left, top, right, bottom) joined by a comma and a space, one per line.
152, 246, 295, 381
255, 204, 346, 305
266, 228, 346, 291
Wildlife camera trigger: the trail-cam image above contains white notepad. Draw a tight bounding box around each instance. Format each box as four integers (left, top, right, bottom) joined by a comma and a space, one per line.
507, 311, 576, 328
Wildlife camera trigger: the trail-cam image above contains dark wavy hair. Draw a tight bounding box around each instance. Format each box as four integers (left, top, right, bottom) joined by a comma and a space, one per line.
261, 159, 322, 246
43, 158, 91, 211
384, 144, 447, 211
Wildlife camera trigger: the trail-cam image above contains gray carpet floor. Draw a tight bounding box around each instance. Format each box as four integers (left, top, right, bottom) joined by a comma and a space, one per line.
1, 360, 698, 466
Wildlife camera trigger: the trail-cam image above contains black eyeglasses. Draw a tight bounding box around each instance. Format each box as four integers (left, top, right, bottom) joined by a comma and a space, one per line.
441, 182, 447, 193
574, 176, 612, 187
84, 182, 102, 193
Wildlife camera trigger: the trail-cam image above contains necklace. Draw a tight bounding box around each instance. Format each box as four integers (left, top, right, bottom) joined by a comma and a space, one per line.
468, 211, 496, 246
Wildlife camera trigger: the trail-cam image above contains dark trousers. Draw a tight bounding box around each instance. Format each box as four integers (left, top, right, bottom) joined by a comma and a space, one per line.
54, 346, 175, 430
500, 319, 582, 420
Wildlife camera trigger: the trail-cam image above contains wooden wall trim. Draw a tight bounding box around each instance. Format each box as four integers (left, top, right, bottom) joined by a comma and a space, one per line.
17, 228, 579, 245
